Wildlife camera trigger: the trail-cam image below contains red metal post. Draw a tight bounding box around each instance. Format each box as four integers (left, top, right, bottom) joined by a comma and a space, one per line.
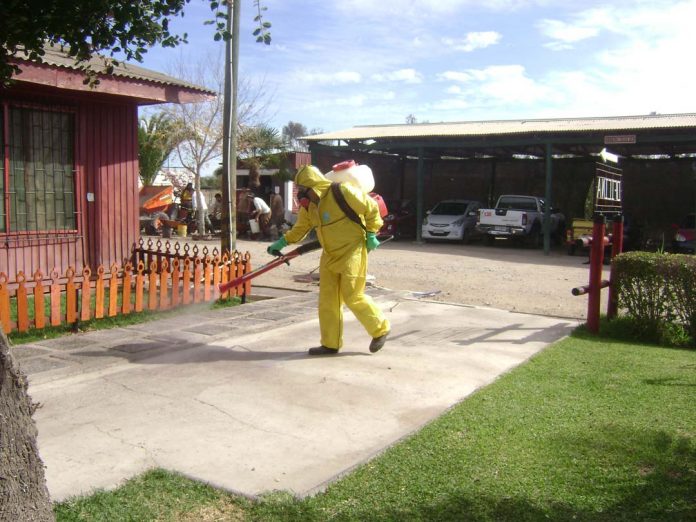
587, 216, 605, 333
607, 215, 624, 319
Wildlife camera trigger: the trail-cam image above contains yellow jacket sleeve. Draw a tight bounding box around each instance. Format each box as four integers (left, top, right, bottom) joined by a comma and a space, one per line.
284, 207, 313, 244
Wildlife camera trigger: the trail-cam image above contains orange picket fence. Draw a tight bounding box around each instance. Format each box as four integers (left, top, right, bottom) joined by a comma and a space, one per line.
0, 239, 252, 335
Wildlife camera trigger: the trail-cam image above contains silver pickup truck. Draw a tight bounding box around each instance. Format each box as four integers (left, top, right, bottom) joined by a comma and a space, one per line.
476, 195, 565, 246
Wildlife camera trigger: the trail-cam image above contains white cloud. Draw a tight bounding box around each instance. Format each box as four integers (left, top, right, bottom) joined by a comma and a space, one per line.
298, 71, 362, 85
442, 31, 502, 52
371, 69, 423, 84
529, 1, 696, 117
307, 95, 367, 109
537, 19, 599, 50
437, 65, 550, 107
438, 71, 474, 83
335, 0, 542, 18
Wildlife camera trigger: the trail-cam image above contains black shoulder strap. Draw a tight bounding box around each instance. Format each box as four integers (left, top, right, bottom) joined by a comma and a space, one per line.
331, 182, 366, 231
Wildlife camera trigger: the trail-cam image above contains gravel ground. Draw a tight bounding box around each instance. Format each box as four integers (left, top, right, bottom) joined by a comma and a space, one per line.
171, 234, 608, 320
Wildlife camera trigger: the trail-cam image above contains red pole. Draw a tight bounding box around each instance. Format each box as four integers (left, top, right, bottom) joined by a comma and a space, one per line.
587, 215, 605, 333
607, 215, 624, 319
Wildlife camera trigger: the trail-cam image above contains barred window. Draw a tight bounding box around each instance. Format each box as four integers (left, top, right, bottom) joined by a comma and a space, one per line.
0, 105, 76, 233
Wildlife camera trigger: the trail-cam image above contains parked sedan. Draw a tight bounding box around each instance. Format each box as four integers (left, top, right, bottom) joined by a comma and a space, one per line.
422, 199, 483, 242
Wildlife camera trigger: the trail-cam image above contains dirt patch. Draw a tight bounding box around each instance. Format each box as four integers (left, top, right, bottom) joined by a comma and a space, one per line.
173, 235, 606, 320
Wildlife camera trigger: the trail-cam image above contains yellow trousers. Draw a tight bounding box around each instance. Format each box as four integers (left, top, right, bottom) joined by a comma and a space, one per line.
318, 254, 390, 349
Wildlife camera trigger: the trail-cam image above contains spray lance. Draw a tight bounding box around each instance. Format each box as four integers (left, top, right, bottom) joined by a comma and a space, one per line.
217, 235, 393, 294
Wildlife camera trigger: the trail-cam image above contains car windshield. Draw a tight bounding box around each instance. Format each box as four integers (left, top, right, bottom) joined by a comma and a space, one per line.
431, 202, 469, 215
680, 214, 696, 229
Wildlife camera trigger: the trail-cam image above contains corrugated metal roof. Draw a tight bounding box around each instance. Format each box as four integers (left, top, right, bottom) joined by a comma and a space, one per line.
304, 113, 696, 141
13, 43, 215, 95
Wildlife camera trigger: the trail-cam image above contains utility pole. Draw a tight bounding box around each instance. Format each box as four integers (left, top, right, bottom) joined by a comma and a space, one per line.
221, 0, 241, 252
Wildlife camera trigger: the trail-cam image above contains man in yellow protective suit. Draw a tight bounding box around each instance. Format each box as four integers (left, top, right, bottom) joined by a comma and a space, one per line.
267, 165, 390, 355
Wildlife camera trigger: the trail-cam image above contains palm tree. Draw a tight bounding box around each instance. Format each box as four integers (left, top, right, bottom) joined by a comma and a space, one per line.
238, 124, 284, 190
138, 113, 184, 186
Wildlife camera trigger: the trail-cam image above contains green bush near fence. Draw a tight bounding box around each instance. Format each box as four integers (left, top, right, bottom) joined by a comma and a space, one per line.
612, 251, 696, 347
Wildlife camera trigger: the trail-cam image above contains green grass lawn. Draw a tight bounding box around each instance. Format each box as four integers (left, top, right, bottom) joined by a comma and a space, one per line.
54, 332, 696, 521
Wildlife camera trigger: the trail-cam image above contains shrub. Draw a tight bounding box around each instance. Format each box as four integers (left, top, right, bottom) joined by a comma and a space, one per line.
612, 251, 696, 347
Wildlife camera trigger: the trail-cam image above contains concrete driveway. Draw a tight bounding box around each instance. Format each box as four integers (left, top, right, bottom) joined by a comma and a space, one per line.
13, 289, 578, 501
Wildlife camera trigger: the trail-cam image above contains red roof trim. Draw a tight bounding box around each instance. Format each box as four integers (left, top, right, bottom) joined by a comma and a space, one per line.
11, 61, 214, 105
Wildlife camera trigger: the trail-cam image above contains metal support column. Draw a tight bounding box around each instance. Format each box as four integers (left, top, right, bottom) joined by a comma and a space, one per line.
415, 147, 425, 243
544, 142, 553, 255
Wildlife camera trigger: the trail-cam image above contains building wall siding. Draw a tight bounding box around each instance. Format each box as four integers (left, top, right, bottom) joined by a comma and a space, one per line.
0, 87, 140, 280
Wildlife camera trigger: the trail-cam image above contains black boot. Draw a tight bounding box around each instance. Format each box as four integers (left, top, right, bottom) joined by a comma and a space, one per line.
369, 332, 389, 353
308, 346, 339, 356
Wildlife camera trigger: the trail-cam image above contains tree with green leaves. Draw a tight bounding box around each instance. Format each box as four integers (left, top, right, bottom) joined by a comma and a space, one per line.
239, 124, 284, 190
0, 0, 271, 86
138, 113, 185, 186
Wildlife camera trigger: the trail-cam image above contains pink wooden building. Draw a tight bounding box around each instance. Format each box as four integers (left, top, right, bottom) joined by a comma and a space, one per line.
0, 45, 212, 280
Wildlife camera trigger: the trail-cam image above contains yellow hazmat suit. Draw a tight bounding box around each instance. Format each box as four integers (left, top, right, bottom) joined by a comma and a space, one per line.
284, 165, 390, 350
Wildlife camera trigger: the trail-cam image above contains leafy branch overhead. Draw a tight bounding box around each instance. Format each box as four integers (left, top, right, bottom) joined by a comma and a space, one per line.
206, 0, 271, 44
0, 0, 271, 86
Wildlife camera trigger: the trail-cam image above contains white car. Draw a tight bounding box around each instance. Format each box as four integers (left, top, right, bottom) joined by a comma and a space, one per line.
422, 199, 483, 242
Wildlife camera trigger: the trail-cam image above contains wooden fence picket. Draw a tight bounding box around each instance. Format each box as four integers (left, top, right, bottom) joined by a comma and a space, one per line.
182, 259, 191, 305
159, 259, 170, 310
171, 259, 181, 307
0, 243, 254, 335
66, 267, 77, 325
243, 253, 252, 297
15, 272, 29, 332
212, 255, 221, 301
81, 268, 91, 322
0, 274, 11, 334
220, 253, 230, 299
95, 266, 105, 319
109, 263, 119, 317
122, 263, 133, 315
203, 256, 212, 302
193, 259, 202, 303
33, 271, 45, 330
135, 262, 145, 312
50, 270, 61, 327
148, 261, 158, 310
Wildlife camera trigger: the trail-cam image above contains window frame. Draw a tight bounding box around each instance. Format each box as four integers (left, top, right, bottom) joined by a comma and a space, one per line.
0, 100, 79, 238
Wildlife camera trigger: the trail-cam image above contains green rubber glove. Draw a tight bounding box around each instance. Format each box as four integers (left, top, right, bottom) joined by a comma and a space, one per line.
366, 232, 380, 252
267, 236, 288, 256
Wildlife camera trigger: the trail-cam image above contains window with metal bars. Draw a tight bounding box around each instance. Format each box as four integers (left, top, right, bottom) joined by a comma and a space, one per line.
0, 105, 76, 234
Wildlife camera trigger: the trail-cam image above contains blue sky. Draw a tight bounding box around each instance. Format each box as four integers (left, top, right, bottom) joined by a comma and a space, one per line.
137, 0, 696, 134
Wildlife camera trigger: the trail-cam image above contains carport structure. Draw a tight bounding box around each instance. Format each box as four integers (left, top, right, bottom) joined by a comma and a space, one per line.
304, 113, 696, 253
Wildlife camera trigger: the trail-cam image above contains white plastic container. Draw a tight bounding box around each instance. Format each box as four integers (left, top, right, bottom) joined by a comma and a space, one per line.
325, 162, 375, 193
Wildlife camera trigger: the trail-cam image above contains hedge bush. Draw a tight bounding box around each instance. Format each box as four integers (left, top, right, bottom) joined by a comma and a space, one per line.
612, 251, 696, 346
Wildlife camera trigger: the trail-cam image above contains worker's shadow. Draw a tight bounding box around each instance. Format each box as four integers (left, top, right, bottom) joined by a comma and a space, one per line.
75, 341, 370, 364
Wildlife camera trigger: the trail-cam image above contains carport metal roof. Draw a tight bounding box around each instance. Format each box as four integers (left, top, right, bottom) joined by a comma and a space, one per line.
304, 113, 696, 251
304, 113, 696, 159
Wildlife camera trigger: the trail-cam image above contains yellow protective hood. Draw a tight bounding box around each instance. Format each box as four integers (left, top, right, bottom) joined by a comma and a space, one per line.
295, 165, 332, 198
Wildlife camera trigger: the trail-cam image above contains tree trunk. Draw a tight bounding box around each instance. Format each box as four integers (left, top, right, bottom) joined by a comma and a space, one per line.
0, 333, 54, 521
248, 164, 261, 190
